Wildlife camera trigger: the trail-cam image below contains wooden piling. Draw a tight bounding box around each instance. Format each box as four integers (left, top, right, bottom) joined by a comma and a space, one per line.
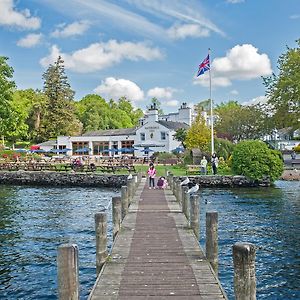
190, 194, 200, 241
121, 186, 128, 220
95, 212, 108, 276
182, 186, 189, 213
57, 244, 79, 300
233, 242, 256, 300
206, 211, 218, 275
112, 196, 122, 240
183, 188, 190, 219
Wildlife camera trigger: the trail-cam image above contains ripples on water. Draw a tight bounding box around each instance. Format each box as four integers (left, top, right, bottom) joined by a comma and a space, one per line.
0, 185, 119, 299
0, 181, 299, 299
199, 180, 300, 300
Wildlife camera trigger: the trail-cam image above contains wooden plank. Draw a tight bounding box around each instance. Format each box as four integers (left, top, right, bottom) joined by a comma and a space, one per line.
89, 179, 227, 300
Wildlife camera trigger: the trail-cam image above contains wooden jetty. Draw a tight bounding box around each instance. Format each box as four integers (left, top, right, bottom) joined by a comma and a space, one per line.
88, 178, 227, 300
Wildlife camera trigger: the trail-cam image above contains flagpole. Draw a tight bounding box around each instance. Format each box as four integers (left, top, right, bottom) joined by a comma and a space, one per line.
208, 48, 214, 155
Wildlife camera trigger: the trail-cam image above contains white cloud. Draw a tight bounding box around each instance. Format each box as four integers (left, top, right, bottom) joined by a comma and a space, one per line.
147, 87, 176, 99
94, 77, 144, 101
226, 0, 245, 3
17, 33, 43, 48
40, 40, 163, 73
194, 44, 272, 87
230, 89, 239, 95
51, 20, 90, 38
290, 14, 300, 19
165, 100, 179, 107
167, 23, 210, 40
0, 0, 41, 29
242, 95, 268, 106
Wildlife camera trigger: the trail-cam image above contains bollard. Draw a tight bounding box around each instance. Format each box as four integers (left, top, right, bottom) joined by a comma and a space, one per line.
177, 181, 182, 204
133, 174, 138, 189
169, 173, 174, 191
182, 186, 189, 212
206, 211, 218, 275
112, 196, 122, 240
190, 194, 200, 241
57, 244, 79, 300
233, 243, 256, 300
183, 190, 190, 220
127, 179, 132, 203
95, 212, 108, 276
121, 186, 128, 219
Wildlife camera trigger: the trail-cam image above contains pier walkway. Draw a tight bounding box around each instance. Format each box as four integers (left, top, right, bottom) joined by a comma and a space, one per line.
89, 179, 227, 300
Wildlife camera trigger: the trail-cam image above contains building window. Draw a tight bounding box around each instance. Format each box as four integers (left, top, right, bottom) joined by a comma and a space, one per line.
72, 142, 89, 155
121, 140, 134, 148
140, 133, 145, 141
161, 132, 166, 140
150, 133, 154, 139
92, 141, 109, 156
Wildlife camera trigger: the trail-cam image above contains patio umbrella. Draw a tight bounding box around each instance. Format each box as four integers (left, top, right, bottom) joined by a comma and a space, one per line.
31, 149, 47, 153
119, 148, 138, 153
74, 147, 90, 153
14, 149, 28, 153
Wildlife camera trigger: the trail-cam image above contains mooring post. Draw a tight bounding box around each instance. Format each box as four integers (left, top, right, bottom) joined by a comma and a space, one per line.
57, 244, 79, 300
233, 242, 256, 300
206, 211, 218, 275
169, 173, 174, 191
133, 174, 138, 189
95, 212, 108, 276
190, 194, 200, 241
112, 196, 122, 240
177, 181, 182, 204
184, 190, 190, 220
182, 186, 189, 213
121, 186, 128, 219
127, 179, 132, 204
175, 179, 180, 201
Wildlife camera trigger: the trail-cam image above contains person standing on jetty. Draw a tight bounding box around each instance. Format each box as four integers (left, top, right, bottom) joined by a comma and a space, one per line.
200, 156, 208, 175
147, 163, 156, 189
211, 153, 219, 175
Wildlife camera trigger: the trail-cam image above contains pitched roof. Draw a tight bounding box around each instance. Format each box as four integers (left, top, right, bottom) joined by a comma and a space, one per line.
37, 140, 57, 146
157, 120, 189, 130
82, 127, 137, 137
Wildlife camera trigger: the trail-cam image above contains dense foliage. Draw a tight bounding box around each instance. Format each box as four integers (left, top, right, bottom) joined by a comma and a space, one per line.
185, 115, 211, 152
0, 56, 16, 141
214, 101, 271, 142
263, 39, 300, 131
231, 140, 283, 182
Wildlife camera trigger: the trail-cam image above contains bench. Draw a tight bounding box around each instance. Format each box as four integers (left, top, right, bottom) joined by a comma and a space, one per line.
186, 165, 200, 175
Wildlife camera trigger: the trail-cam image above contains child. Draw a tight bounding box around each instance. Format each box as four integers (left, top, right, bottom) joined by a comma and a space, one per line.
147, 164, 156, 189
157, 176, 165, 189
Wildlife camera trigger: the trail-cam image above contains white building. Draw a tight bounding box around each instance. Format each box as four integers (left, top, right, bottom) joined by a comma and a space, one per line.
56, 103, 191, 157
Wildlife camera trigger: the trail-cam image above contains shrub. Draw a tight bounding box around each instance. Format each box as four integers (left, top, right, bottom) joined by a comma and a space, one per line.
293, 144, 300, 153
231, 140, 283, 182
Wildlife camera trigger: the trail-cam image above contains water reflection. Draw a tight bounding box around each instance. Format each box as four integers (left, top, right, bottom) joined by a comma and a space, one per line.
199, 180, 300, 300
0, 185, 119, 299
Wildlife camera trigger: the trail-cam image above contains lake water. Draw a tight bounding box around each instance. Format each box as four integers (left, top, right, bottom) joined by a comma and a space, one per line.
0, 181, 299, 299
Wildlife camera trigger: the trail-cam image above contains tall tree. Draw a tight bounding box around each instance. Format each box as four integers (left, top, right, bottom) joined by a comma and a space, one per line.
185, 115, 210, 151
214, 101, 270, 141
0, 56, 16, 144
174, 128, 187, 148
263, 39, 300, 130
41, 56, 81, 140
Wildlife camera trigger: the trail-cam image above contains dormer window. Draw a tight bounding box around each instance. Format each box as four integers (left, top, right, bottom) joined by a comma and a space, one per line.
140, 133, 145, 141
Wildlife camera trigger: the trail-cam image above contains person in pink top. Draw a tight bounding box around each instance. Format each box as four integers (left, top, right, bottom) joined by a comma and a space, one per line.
147, 163, 156, 189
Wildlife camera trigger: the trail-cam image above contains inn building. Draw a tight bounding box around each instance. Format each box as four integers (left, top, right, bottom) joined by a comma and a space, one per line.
56, 103, 191, 157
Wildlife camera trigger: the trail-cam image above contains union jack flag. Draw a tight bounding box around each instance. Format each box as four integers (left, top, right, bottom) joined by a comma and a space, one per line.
197, 54, 210, 77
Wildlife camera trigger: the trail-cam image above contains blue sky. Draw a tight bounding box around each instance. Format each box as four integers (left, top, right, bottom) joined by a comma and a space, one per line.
0, 0, 299, 112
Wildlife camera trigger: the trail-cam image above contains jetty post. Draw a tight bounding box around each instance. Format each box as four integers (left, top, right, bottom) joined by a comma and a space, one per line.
233, 242, 256, 300
57, 244, 79, 300
112, 196, 122, 240
121, 186, 128, 220
95, 212, 108, 276
206, 211, 218, 275
190, 194, 200, 241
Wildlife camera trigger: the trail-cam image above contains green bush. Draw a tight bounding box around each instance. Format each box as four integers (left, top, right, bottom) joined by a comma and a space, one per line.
231, 140, 283, 182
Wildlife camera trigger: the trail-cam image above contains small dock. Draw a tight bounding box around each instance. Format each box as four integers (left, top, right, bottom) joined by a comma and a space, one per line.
88, 178, 227, 300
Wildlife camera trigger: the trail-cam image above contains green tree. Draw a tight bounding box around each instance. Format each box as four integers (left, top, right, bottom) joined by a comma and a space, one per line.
215, 101, 270, 141
231, 140, 283, 182
263, 39, 300, 130
118, 96, 143, 126
185, 115, 210, 151
174, 128, 187, 148
194, 99, 211, 113
41, 56, 81, 139
0, 56, 16, 144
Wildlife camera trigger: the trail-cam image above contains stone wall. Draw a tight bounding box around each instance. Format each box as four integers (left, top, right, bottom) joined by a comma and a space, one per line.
177, 175, 271, 187
0, 171, 127, 187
